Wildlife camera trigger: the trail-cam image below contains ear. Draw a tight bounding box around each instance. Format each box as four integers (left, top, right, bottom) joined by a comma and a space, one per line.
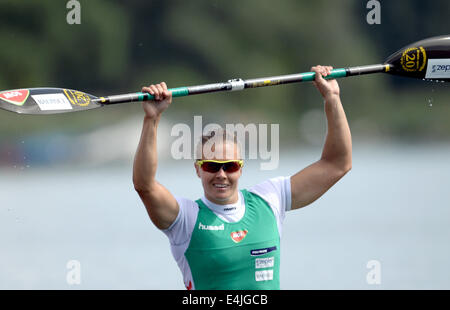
194, 162, 201, 178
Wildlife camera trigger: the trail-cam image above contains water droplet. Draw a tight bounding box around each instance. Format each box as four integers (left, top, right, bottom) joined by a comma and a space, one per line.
428, 98, 433, 107
26, 165, 30, 168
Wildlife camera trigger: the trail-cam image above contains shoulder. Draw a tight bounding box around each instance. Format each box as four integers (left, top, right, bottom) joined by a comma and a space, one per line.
248, 176, 292, 212
248, 176, 291, 201
161, 196, 200, 245
175, 196, 200, 212
170, 196, 200, 227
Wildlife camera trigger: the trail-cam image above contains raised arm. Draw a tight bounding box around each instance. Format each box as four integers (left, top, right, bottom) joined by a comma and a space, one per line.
133, 82, 179, 230
290, 66, 352, 210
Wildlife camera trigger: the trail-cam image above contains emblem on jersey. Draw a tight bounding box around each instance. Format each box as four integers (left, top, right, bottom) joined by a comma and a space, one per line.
250, 246, 277, 256
255, 269, 273, 282
255, 257, 275, 269
198, 222, 224, 231
230, 230, 248, 243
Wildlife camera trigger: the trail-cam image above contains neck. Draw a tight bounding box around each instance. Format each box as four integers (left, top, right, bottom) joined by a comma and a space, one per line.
205, 192, 239, 205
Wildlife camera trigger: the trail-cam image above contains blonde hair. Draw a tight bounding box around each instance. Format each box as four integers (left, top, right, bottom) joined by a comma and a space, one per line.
195, 128, 242, 160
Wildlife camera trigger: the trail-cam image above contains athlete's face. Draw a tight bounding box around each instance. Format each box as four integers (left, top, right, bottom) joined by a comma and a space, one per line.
195, 142, 242, 205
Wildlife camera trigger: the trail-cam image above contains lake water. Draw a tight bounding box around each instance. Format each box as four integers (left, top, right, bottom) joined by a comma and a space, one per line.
1, 142, 450, 289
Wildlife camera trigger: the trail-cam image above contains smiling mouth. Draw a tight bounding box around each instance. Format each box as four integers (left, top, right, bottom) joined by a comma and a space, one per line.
213, 184, 229, 189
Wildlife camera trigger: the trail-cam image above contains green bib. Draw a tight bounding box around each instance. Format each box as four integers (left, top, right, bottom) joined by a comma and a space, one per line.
184, 189, 281, 290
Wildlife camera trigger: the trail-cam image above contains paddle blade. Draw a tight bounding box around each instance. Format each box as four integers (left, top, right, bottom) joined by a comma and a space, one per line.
0, 88, 101, 115
384, 35, 450, 81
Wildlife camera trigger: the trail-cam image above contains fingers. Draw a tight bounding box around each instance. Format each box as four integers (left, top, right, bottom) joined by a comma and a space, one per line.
161, 82, 167, 91
311, 65, 333, 80
141, 82, 170, 101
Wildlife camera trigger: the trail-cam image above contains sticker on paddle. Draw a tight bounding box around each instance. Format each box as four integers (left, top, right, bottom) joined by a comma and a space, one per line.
32, 94, 73, 111
0, 88, 101, 114
425, 59, 450, 79
63, 89, 92, 107
0, 89, 30, 106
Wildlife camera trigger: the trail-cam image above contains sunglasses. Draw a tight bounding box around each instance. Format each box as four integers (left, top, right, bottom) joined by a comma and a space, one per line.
196, 160, 244, 173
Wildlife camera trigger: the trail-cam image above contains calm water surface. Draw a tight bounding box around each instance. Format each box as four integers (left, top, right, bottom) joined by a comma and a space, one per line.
1, 143, 450, 289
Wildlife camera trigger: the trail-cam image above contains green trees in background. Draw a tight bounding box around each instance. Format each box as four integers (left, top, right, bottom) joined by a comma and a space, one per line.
0, 0, 449, 142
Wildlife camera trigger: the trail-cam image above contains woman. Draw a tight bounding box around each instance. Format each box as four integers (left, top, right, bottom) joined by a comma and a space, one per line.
133, 65, 352, 290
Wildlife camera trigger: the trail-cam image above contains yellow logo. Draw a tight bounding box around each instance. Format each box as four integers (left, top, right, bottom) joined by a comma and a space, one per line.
251, 80, 281, 88
63, 89, 91, 107
400, 46, 427, 72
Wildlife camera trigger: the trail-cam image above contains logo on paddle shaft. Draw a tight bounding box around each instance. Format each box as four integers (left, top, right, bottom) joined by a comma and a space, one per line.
0, 89, 30, 106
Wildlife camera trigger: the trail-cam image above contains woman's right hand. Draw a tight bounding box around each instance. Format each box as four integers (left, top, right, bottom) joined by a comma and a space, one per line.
141, 82, 172, 119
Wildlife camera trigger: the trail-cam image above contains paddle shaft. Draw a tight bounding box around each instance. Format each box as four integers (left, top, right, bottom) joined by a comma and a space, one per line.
95, 64, 390, 105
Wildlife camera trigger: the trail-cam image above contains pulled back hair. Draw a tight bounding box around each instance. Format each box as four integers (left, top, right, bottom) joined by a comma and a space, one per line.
195, 128, 242, 160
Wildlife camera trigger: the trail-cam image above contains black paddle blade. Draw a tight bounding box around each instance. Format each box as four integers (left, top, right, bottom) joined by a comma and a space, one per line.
0, 88, 101, 115
384, 35, 450, 81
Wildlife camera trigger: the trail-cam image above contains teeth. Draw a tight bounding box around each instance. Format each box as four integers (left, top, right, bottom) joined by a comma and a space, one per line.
214, 184, 228, 188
